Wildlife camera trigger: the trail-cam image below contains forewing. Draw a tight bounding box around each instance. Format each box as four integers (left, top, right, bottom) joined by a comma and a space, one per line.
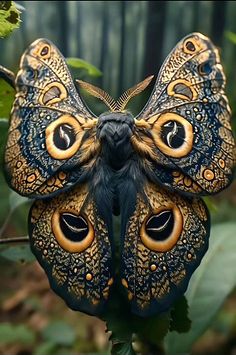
29, 184, 113, 315
5, 38, 98, 198
133, 32, 235, 195
121, 182, 210, 316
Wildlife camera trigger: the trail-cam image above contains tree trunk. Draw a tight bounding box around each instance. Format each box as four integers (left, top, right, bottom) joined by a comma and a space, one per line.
76, 1, 83, 57
57, 1, 69, 56
211, 1, 227, 46
192, 0, 200, 31
143, 1, 167, 77
99, 2, 109, 87
118, 1, 126, 95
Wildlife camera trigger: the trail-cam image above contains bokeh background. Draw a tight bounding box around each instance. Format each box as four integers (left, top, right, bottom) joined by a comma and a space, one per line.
0, 1, 236, 355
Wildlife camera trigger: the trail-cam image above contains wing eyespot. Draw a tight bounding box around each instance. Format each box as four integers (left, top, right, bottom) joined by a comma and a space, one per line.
198, 61, 213, 76
203, 168, 215, 181
39, 82, 67, 106
140, 204, 183, 252
45, 115, 83, 159
26, 68, 38, 80
183, 37, 202, 54
151, 113, 194, 158
37, 44, 51, 58
167, 79, 197, 101
52, 210, 94, 253
185, 40, 196, 52
32, 43, 51, 59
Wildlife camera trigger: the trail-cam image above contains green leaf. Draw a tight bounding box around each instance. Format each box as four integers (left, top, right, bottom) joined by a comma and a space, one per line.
225, 30, 236, 45
0, 244, 34, 262
41, 321, 76, 346
203, 196, 217, 213
103, 288, 134, 343
66, 57, 102, 77
0, 1, 21, 37
0, 323, 35, 345
169, 296, 191, 333
134, 312, 171, 347
0, 79, 15, 118
104, 284, 171, 350
35, 341, 58, 355
165, 222, 236, 354
111, 341, 135, 355
0, 118, 8, 164
106, 310, 133, 343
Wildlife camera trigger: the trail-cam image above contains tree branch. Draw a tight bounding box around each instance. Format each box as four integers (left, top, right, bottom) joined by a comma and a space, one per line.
0, 65, 16, 89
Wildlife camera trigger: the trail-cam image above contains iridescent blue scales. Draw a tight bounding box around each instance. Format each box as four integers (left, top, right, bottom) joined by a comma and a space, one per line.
4, 33, 235, 316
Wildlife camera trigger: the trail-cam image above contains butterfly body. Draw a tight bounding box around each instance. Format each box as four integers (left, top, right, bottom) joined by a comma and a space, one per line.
4, 33, 235, 316
97, 111, 135, 169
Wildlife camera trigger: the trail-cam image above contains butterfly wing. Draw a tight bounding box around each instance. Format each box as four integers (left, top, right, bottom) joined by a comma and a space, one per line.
5, 38, 99, 198
133, 32, 235, 195
29, 183, 113, 315
120, 182, 210, 316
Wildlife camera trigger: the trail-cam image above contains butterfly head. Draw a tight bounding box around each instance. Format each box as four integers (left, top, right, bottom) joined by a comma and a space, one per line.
97, 111, 134, 147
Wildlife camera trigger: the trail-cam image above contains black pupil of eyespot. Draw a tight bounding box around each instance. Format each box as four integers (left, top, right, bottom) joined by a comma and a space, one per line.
161, 120, 185, 149
186, 41, 195, 52
53, 124, 76, 150
145, 210, 174, 241
59, 213, 89, 242
41, 46, 49, 56
199, 61, 212, 75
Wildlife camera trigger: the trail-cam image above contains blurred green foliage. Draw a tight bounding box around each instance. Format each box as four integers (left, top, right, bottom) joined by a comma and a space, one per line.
0, 1, 20, 38
67, 57, 102, 78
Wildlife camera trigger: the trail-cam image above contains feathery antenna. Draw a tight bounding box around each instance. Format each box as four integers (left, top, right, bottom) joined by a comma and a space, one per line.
76, 79, 117, 111
76, 75, 154, 112
115, 75, 154, 111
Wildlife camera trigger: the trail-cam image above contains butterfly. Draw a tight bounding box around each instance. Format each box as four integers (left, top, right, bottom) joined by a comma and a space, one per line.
4, 32, 235, 317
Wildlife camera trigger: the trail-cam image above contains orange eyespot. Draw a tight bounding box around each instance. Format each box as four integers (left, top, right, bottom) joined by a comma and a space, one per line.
38, 44, 51, 58
183, 37, 202, 54
151, 113, 194, 158
52, 210, 94, 253
167, 79, 197, 101
39, 82, 67, 106
45, 115, 83, 160
140, 204, 183, 252
203, 169, 215, 181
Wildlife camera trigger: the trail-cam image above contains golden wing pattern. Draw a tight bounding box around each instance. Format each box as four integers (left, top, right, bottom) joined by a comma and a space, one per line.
5, 38, 99, 198
3, 32, 235, 316
120, 182, 210, 316
132, 33, 235, 196
29, 184, 113, 315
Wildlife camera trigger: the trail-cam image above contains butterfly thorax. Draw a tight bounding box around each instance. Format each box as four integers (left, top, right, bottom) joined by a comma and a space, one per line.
97, 111, 135, 170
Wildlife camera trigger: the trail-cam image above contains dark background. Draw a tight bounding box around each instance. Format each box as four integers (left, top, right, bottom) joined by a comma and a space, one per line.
1, 1, 236, 101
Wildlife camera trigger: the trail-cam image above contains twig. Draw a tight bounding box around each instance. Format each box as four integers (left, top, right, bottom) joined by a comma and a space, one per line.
0, 65, 16, 89
0, 236, 29, 245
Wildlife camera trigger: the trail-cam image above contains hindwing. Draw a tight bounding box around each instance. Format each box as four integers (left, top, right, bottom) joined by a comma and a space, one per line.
29, 184, 113, 315
121, 182, 210, 316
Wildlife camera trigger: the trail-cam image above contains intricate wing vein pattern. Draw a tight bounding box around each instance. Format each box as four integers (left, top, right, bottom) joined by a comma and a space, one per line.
133, 33, 235, 196
4, 32, 236, 316
29, 184, 113, 315
121, 183, 210, 316
4, 38, 99, 197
